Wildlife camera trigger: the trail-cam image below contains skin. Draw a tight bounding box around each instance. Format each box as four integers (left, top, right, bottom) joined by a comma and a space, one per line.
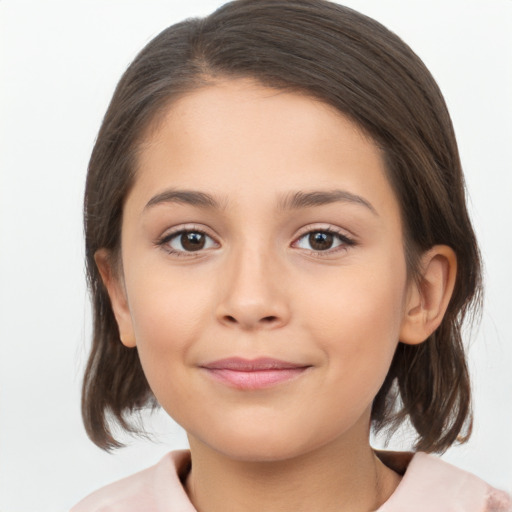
97, 79, 457, 512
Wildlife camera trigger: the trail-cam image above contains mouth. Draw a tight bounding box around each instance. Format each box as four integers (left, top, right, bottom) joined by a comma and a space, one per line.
199, 357, 311, 390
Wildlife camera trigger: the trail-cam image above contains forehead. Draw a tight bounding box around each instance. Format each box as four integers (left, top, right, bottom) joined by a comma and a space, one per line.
129, 79, 399, 219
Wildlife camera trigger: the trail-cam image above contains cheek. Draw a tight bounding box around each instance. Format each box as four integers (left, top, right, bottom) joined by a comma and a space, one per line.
131, 287, 201, 346
124, 270, 212, 388
301, 253, 407, 392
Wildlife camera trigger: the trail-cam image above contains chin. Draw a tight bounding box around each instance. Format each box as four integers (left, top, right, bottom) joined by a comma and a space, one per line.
189, 425, 336, 464
217, 442, 306, 463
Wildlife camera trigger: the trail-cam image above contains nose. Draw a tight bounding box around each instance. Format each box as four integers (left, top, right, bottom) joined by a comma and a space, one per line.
215, 244, 291, 331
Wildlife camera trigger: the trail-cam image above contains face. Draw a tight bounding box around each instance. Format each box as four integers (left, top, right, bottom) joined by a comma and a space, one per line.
106, 79, 415, 461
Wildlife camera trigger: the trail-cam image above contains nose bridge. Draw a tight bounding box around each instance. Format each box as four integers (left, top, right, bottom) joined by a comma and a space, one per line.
216, 235, 289, 330
231, 239, 273, 298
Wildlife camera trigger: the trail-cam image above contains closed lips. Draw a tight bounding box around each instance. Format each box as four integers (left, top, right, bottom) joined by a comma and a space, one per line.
200, 358, 311, 389
201, 357, 310, 371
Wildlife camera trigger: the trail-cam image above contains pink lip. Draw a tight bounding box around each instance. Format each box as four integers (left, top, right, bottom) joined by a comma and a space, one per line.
200, 357, 311, 390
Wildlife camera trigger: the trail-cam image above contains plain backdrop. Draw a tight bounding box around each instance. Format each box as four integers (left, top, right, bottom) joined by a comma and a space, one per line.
1, 1, 511, 511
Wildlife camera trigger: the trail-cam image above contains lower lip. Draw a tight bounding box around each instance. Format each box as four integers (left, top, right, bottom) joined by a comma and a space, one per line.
202, 368, 309, 390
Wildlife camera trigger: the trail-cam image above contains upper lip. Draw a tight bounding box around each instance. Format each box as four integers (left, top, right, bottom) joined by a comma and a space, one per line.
200, 357, 310, 371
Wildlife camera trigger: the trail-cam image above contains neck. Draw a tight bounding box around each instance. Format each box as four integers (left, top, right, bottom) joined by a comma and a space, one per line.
185, 427, 401, 512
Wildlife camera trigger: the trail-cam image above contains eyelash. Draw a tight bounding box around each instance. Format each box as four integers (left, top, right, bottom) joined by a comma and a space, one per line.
292, 227, 356, 255
156, 226, 356, 258
156, 225, 217, 258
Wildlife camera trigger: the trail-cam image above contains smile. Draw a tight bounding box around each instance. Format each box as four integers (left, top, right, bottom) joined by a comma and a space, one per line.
200, 357, 311, 390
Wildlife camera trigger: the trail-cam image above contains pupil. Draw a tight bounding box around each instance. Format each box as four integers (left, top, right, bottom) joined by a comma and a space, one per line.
309, 232, 333, 250
181, 232, 205, 251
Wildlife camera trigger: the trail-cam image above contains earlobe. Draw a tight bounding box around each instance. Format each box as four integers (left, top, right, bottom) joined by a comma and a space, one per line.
400, 245, 457, 345
94, 249, 137, 348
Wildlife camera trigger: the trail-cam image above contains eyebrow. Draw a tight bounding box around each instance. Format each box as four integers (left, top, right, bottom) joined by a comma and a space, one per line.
277, 190, 378, 215
144, 188, 377, 215
144, 189, 225, 211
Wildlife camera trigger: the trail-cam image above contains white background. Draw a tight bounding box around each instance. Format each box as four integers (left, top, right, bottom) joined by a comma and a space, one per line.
1, 1, 511, 510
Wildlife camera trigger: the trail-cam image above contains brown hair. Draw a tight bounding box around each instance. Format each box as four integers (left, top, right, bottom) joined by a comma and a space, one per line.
82, 0, 482, 452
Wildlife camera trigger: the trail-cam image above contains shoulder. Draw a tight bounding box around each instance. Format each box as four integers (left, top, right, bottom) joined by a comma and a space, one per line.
70, 450, 194, 512
378, 451, 512, 512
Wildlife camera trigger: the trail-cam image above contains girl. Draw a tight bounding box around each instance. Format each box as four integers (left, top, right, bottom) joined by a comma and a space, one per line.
71, 0, 511, 510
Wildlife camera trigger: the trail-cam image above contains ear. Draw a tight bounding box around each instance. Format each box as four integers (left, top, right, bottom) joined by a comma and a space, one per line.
399, 245, 457, 345
94, 249, 136, 348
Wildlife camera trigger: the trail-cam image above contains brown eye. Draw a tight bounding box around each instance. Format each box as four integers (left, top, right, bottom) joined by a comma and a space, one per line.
308, 232, 334, 251
293, 229, 354, 253
165, 230, 217, 254
181, 232, 206, 251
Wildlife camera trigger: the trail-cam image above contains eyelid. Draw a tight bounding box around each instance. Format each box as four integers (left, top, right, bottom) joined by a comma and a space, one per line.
291, 224, 357, 254
293, 223, 355, 239
155, 224, 220, 256
158, 223, 216, 241
154, 223, 356, 257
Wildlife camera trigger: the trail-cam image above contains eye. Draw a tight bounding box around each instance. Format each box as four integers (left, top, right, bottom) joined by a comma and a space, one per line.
293, 229, 354, 252
160, 229, 218, 254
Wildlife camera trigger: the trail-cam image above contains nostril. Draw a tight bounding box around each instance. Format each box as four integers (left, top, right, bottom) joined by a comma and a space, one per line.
222, 315, 279, 325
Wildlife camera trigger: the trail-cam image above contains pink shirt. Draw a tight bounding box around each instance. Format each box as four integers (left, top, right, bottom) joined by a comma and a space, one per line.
71, 450, 512, 511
